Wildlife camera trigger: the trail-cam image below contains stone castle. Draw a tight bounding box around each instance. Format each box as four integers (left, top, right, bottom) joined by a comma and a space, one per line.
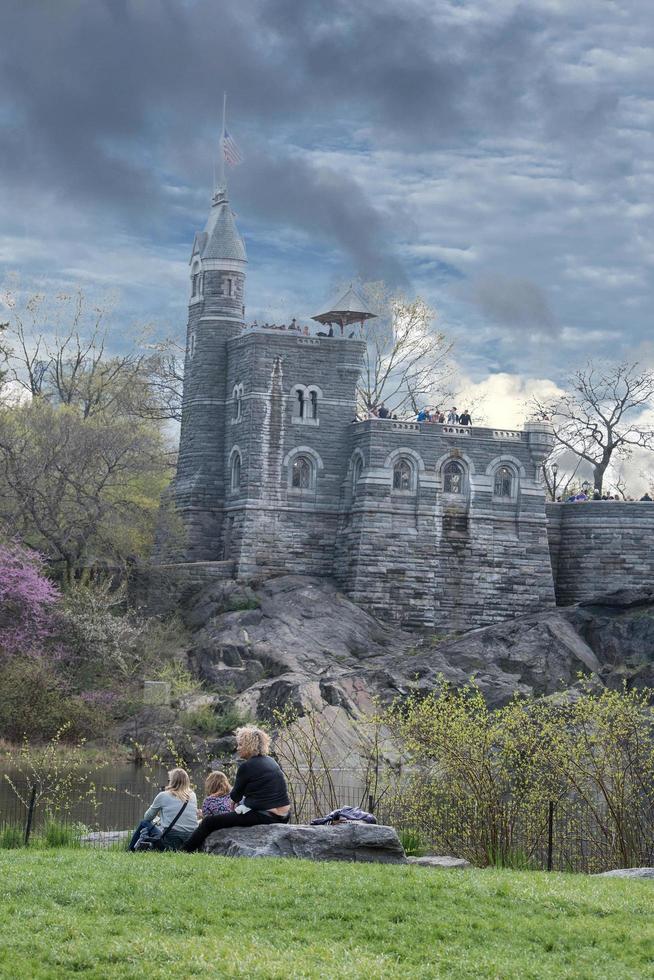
160, 179, 654, 631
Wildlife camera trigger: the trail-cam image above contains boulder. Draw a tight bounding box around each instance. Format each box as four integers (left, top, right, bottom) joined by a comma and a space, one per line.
80, 830, 129, 848
595, 868, 654, 878
406, 855, 471, 869
203, 822, 407, 864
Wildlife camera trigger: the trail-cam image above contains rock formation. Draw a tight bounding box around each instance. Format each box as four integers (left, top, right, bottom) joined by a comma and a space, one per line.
126, 575, 654, 756
203, 822, 407, 863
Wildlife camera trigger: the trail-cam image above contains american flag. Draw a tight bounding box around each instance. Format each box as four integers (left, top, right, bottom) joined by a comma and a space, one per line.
223, 129, 243, 167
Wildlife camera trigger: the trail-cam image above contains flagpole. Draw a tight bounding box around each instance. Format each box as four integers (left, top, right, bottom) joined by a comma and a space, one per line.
219, 92, 227, 190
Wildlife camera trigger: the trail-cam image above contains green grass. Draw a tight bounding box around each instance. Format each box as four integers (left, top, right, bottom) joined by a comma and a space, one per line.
0, 851, 652, 979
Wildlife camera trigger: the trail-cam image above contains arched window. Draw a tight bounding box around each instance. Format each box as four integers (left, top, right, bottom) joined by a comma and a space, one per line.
352, 456, 363, 496
233, 385, 243, 421
310, 390, 318, 420
393, 458, 414, 492
189, 332, 196, 359
191, 265, 202, 298
231, 453, 241, 491
291, 455, 313, 490
295, 390, 305, 419
494, 465, 514, 498
443, 460, 465, 494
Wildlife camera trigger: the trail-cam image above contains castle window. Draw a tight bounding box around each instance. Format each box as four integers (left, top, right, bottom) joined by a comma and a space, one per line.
291, 385, 321, 425
494, 465, 514, 498
443, 460, 465, 494
226, 277, 233, 297
189, 332, 196, 359
291, 455, 313, 490
233, 384, 243, 421
191, 267, 203, 298
230, 452, 241, 491
352, 456, 363, 496
393, 458, 414, 492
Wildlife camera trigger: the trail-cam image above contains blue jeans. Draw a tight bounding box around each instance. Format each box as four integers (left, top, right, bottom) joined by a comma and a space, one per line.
129, 820, 191, 852
129, 819, 156, 851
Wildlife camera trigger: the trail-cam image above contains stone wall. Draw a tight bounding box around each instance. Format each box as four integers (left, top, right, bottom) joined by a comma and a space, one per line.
547, 502, 654, 605
131, 561, 235, 616
338, 420, 555, 629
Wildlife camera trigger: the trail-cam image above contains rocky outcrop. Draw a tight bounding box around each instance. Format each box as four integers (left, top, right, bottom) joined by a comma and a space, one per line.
124, 575, 654, 755
203, 822, 407, 863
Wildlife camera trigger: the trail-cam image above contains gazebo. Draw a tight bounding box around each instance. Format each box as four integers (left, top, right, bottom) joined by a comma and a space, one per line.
311, 285, 377, 337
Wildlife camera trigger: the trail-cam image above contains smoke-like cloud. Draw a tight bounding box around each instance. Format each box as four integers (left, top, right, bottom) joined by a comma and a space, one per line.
0, 0, 652, 381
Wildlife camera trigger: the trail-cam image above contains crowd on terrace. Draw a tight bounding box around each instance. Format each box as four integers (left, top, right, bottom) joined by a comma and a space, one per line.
352, 404, 473, 424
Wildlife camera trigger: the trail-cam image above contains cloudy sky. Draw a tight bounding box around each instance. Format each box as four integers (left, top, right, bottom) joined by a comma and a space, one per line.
1, 0, 653, 434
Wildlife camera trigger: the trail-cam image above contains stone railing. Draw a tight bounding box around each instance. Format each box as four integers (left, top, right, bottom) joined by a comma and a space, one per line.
493, 430, 523, 440
350, 419, 529, 441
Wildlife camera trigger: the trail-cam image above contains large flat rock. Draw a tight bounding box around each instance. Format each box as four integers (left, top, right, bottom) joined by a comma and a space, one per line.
595, 868, 654, 878
204, 822, 407, 864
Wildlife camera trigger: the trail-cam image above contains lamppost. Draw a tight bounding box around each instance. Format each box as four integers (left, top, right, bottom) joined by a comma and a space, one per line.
551, 462, 559, 501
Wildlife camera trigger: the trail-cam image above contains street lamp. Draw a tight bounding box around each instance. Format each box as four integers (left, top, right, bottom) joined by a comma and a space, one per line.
551, 462, 559, 501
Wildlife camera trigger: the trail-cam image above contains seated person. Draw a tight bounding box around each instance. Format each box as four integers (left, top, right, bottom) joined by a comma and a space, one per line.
129, 768, 198, 851
182, 726, 291, 853
201, 771, 236, 817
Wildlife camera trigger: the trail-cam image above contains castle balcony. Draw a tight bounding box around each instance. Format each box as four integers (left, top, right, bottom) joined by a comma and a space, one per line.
350, 419, 526, 442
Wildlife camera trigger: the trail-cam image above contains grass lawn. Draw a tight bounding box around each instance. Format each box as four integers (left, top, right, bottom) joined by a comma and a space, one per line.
0, 851, 652, 979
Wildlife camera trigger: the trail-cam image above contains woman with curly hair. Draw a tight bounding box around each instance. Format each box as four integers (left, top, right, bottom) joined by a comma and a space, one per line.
182, 725, 290, 853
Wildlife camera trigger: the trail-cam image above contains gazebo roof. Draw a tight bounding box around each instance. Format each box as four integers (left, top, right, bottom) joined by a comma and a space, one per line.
311, 285, 377, 325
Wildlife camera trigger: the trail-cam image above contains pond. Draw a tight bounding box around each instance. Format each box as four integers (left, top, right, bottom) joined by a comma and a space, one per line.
0, 761, 371, 833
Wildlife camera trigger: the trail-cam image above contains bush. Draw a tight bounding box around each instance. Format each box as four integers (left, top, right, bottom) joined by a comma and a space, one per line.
384, 680, 654, 871
399, 828, 427, 857
0, 658, 111, 741
180, 704, 246, 737
0, 824, 23, 849
41, 820, 79, 849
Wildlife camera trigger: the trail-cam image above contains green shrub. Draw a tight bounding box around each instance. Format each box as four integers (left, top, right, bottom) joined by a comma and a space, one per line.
41, 820, 79, 848
399, 828, 427, 857
0, 824, 23, 849
224, 596, 260, 612
180, 704, 246, 737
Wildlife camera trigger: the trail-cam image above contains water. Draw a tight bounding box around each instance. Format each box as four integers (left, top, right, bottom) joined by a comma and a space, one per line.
0, 762, 171, 832
0, 761, 370, 832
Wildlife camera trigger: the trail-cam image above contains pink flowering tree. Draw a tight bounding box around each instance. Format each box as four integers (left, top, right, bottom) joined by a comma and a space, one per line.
0, 543, 60, 657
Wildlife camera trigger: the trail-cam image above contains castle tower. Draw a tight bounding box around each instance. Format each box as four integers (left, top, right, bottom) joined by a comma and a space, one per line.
173, 183, 247, 559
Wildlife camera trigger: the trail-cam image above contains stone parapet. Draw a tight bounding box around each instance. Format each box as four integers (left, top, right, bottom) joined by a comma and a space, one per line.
546, 501, 654, 605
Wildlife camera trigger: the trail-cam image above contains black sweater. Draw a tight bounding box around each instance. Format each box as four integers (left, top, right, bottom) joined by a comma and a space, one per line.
230, 755, 290, 810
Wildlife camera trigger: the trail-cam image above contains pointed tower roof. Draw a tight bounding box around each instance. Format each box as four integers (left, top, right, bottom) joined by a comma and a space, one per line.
311, 285, 377, 326
201, 188, 247, 263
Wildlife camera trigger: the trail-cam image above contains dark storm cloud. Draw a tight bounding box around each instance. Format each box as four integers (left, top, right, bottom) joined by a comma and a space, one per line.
1, 0, 653, 376
1, 0, 642, 263
470, 276, 557, 336
233, 151, 408, 285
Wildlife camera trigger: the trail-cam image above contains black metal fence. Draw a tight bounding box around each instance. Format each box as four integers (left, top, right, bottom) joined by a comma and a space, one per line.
1, 777, 652, 873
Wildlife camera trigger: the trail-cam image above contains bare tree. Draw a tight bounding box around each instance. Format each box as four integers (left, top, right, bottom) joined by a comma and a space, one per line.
0, 284, 181, 421
531, 361, 654, 494
350, 281, 453, 417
